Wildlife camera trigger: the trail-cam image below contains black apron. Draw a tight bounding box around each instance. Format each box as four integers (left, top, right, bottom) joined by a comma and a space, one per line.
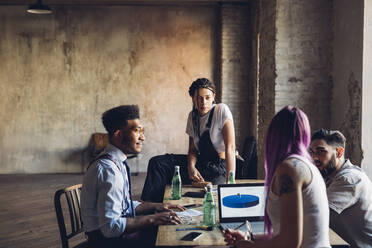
140, 107, 227, 202
195, 107, 226, 184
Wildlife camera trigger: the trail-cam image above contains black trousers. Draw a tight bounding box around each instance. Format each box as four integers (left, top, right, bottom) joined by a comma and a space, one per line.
86, 227, 157, 248
141, 154, 226, 203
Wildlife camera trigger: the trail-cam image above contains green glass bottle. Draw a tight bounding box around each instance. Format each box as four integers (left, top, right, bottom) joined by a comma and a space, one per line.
171, 166, 182, 200
203, 184, 216, 227
228, 170, 236, 184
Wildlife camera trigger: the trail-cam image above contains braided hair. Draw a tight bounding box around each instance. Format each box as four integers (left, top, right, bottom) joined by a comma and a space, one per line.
188, 78, 216, 138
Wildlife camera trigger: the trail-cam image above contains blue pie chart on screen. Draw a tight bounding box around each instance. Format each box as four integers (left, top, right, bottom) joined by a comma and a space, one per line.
222, 194, 259, 208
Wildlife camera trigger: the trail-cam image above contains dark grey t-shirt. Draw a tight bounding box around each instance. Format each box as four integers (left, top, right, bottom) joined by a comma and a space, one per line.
326, 160, 372, 248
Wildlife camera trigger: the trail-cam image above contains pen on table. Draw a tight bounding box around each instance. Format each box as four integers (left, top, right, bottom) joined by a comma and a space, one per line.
245, 219, 255, 241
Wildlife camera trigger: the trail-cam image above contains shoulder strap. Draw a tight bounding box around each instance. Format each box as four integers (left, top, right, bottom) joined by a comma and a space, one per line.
87, 153, 121, 171
206, 106, 215, 128
88, 153, 135, 218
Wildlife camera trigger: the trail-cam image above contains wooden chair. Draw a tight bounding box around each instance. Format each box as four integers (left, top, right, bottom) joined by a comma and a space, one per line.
89, 133, 109, 159
54, 184, 88, 248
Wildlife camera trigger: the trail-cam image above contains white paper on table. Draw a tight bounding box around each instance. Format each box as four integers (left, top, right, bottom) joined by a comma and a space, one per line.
176, 209, 203, 218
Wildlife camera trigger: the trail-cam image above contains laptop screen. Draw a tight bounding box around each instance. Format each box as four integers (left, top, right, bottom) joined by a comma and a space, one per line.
218, 183, 266, 222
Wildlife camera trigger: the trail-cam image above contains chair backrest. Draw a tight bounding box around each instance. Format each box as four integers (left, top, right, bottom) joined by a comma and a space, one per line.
236, 136, 258, 179
54, 184, 85, 248
89, 133, 109, 159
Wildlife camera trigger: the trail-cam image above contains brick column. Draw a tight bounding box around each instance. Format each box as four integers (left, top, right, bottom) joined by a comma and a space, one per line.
257, 0, 277, 179
220, 3, 253, 149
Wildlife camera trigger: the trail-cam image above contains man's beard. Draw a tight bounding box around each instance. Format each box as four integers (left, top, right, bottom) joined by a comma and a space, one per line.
320, 155, 337, 179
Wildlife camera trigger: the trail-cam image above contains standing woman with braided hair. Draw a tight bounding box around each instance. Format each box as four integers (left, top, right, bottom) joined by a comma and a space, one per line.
141, 78, 236, 202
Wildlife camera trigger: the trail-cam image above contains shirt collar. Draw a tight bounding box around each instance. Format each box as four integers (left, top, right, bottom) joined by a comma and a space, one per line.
104, 143, 127, 162
344, 159, 352, 167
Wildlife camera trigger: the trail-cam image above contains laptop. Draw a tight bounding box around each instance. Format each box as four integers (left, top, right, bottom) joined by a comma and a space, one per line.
217, 183, 265, 235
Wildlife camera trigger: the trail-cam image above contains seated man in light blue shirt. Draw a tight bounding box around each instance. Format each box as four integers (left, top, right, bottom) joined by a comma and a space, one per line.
81, 105, 185, 248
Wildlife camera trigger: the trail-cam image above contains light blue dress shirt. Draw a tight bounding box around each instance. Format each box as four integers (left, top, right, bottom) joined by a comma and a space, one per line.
81, 143, 141, 238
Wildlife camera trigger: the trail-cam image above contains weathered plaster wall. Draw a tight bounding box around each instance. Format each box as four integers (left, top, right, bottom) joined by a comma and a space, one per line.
0, 5, 216, 173
362, 0, 372, 178
332, 0, 363, 166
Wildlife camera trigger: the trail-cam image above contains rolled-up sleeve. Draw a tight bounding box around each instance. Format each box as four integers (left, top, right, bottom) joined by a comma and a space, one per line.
97, 165, 127, 238
327, 175, 361, 214
219, 103, 233, 128
132, 200, 141, 212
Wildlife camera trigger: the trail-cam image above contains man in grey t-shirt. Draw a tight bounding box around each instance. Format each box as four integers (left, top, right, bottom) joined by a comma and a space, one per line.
310, 129, 372, 248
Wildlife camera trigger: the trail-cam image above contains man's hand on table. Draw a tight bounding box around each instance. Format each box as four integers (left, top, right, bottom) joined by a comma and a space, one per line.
155, 203, 186, 212
150, 211, 182, 225
149, 203, 186, 225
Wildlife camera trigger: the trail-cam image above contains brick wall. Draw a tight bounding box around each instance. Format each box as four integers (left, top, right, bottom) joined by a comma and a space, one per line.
257, 0, 333, 178
275, 0, 333, 131
257, 0, 277, 178
220, 3, 254, 149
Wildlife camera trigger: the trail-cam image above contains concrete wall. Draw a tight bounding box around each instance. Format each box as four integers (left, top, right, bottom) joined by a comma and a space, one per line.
332, 0, 363, 166
362, 0, 372, 177
0, 5, 216, 173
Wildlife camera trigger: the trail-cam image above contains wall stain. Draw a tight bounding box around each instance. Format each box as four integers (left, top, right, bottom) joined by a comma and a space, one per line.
62, 41, 74, 71
128, 50, 139, 75
340, 71, 362, 165
180, 63, 190, 77
18, 32, 33, 52
55, 7, 77, 73
288, 77, 302, 83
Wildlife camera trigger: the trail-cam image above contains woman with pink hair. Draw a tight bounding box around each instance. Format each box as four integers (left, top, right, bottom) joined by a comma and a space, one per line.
223, 106, 330, 248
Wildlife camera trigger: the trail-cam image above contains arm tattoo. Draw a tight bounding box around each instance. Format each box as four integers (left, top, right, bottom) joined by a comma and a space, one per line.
279, 174, 295, 195
292, 159, 306, 178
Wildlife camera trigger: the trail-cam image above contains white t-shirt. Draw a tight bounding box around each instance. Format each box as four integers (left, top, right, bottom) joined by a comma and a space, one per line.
185, 103, 233, 153
266, 155, 331, 248
326, 160, 372, 248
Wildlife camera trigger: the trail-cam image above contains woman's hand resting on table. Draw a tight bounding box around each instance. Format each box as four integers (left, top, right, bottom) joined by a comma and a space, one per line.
188, 166, 205, 182
223, 228, 254, 248
154, 203, 186, 212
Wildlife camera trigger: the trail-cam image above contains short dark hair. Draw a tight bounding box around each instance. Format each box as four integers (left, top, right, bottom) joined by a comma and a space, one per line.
102, 105, 140, 136
188, 78, 216, 97
311, 129, 346, 148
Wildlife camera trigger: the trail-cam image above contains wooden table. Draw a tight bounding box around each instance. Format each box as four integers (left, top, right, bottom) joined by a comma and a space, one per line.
156, 180, 349, 247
